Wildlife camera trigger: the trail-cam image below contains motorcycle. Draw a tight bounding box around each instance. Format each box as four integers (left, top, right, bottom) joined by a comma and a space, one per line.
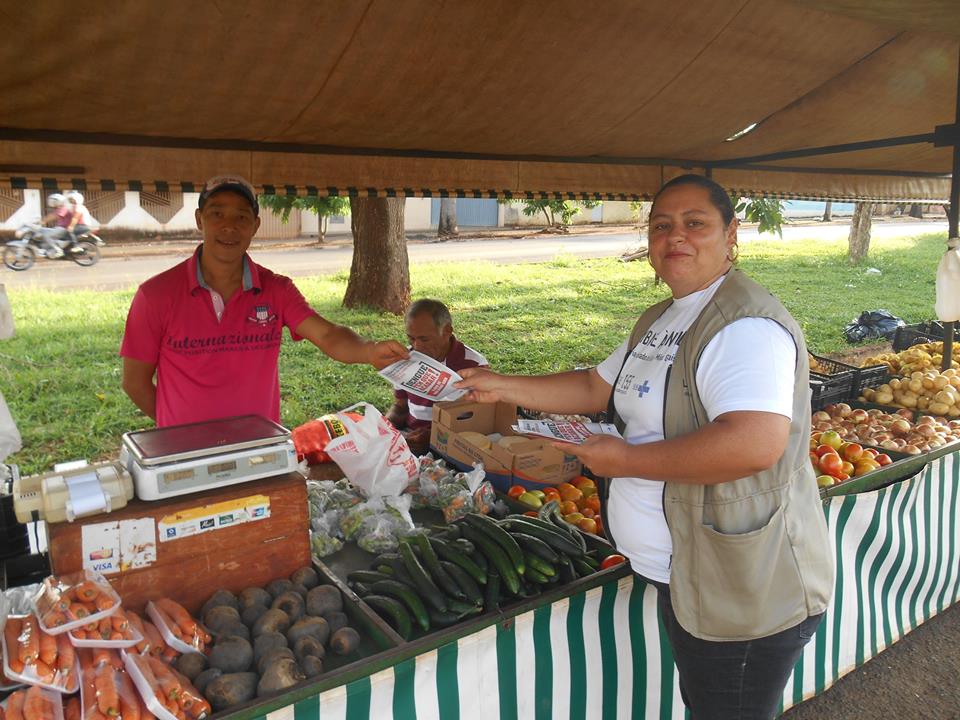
3, 224, 103, 271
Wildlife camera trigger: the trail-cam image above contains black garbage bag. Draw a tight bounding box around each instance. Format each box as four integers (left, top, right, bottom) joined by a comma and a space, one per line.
844, 310, 905, 343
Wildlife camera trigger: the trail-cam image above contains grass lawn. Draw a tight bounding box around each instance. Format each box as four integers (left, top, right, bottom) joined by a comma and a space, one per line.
0, 230, 946, 474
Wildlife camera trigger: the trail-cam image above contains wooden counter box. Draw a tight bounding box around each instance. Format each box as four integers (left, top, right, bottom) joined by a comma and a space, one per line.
48, 473, 310, 614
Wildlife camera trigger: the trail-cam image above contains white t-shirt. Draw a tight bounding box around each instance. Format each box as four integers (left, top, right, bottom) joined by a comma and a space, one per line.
595, 275, 797, 582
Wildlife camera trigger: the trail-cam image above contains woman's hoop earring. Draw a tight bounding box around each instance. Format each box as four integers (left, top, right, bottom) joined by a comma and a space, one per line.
727, 243, 739, 263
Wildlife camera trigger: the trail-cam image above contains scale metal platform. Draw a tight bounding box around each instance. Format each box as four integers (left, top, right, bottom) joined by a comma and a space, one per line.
120, 415, 299, 500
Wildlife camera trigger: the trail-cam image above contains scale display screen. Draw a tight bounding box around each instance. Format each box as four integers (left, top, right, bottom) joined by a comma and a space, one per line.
163, 468, 195, 483
249, 452, 279, 466
208, 460, 238, 475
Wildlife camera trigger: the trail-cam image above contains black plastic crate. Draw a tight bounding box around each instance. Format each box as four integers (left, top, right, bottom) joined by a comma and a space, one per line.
852, 364, 890, 398
892, 322, 946, 352
809, 353, 858, 377
809, 372, 855, 410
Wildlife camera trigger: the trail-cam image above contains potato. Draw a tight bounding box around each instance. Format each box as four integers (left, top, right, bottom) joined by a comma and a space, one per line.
329, 627, 361, 656
292, 584, 310, 599
238, 587, 273, 610
929, 401, 950, 416
875, 391, 894, 405
290, 566, 320, 590
306, 585, 343, 617
257, 657, 306, 697
287, 617, 330, 647
206, 672, 258, 712
324, 611, 349, 635
175, 652, 208, 681
256, 647, 295, 675
252, 608, 291, 638
266, 579, 295, 599
241, 604, 269, 627
301, 655, 324, 678
209, 636, 254, 673
293, 635, 325, 663
203, 605, 242, 633
201, 589, 240, 618
253, 631, 288, 664
271, 591, 305, 623
193, 667, 223, 695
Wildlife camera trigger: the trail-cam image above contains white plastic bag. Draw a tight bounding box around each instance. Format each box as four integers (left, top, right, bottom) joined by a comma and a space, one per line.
935, 238, 960, 322
0, 388, 22, 462
0, 284, 13, 340
324, 403, 418, 497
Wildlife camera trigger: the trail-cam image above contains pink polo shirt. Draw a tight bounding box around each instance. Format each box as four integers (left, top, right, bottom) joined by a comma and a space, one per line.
120, 247, 317, 427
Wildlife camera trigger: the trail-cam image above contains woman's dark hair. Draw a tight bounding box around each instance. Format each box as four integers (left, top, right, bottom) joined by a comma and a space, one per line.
651, 174, 736, 227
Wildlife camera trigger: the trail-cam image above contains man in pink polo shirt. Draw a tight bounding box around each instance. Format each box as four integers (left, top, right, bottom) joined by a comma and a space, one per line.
386, 299, 488, 454
120, 175, 407, 428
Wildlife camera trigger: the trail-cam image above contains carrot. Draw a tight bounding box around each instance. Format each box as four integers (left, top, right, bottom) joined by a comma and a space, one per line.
92, 647, 114, 669
75, 580, 100, 602
41, 609, 68, 628
154, 599, 197, 637
3, 616, 24, 673
71, 628, 87, 640
95, 663, 121, 717
22, 685, 49, 720
111, 610, 130, 634
151, 604, 185, 640
95, 593, 116, 612
141, 621, 164, 656
38, 625, 57, 666
19, 615, 39, 665
118, 668, 142, 720
32, 659, 55, 683
56, 632, 76, 674
5, 689, 26, 720
146, 655, 182, 701
64, 696, 81, 720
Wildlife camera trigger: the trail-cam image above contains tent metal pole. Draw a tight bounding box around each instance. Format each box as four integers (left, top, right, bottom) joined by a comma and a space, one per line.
940, 48, 960, 371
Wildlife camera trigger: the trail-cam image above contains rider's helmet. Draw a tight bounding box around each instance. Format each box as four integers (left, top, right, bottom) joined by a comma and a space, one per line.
66, 191, 85, 206
46, 193, 66, 208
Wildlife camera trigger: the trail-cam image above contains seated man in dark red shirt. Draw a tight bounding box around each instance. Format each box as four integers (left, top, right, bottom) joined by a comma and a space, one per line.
386, 299, 488, 454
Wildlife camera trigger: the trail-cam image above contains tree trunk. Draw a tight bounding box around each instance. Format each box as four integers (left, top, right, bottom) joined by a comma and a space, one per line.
343, 197, 410, 314
437, 198, 458, 238
822, 200, 833, 222
909, 203, 924, 219
847, 202, 874, 264
317, 216, 327, 247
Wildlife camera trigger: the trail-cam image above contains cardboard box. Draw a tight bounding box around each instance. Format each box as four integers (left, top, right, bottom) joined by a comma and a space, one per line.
429, 399, 581, 491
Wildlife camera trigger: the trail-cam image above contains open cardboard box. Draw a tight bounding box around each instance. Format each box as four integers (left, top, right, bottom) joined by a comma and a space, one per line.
429, 399, 581, 491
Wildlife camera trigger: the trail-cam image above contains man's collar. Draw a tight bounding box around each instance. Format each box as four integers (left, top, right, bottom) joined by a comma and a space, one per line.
445, 335, 465, 364
187, 246, 260, 294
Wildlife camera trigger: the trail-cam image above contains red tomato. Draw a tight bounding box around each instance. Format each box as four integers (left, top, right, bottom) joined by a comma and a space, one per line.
875, 453, 892, 466
842, 443, 864, 462
541, 487, 561, 502
523, 511, 539, 518
815, 444, 838, 459
507, 485, 526, 499
818, 452, 843, 476
600, 554, 627, 570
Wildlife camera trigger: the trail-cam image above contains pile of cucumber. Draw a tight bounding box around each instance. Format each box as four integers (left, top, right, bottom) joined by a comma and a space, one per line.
346, 501, 605, 639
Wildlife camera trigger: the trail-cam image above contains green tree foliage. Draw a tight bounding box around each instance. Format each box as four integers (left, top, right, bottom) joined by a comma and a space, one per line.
259, 194, 351, 243
499, 198, 601, 228
735, 197, 785, 237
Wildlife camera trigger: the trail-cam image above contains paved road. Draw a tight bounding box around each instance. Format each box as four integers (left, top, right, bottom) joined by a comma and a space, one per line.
1, 220, 947, 292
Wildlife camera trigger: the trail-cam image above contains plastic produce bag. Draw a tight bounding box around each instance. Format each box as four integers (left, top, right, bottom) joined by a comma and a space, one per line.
325, 403, 418, 497
0, 387, 22, 463
843, 309, 905, 343
936, 238, 960, 322
310, 509, 345, 557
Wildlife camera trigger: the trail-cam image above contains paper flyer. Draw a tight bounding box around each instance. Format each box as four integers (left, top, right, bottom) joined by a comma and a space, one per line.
511, 419, 623, 445
379, 350, 467, 402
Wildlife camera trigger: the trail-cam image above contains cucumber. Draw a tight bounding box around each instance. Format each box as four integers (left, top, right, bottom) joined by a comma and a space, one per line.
429, 537, 487, 585
542, 502, 588, 552
399, 539, 448, 612
525, 566, 550, 584
370, 579, 430, 632
484, 570, 501, 611
385, 555, 417, 586
523, 552, 556, 578
440, 560, 483, 606
464, 514, 525, 575
472, 548, 489, 573
364, 594, 412, 640
461, 524, 521, 595
446, 598, 483, 616
428, 607, 462, 627
572, 557, 598, 578
579, 554, 600, 570
348, 570, 394, 585
374, 563, 395, 576
500, 518, 584, 557
451, 538, 475, 554
412, 533, 465, 601
512, 533, 560, 563
350, 581, 372, 596
557, 555, 577, 584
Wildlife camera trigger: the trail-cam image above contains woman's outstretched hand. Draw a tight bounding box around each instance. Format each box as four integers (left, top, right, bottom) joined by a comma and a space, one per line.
554, 435, 631, 478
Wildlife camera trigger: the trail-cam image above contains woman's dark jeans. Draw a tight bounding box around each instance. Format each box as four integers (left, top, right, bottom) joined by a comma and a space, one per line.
649, 578, 823, 720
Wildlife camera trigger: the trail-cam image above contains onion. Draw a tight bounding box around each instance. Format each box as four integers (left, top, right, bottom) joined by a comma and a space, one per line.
880, 439, 899, 450
850, 409, 869, 423
891, 419, 912, 436
902, 445, 922, 455
896, 408, 914, 419
835, 403, 852, 417
916, 424, 937, 437
812, 410, 831, 423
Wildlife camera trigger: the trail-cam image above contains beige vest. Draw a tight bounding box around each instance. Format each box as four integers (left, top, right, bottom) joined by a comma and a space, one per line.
611, 269, 834, 641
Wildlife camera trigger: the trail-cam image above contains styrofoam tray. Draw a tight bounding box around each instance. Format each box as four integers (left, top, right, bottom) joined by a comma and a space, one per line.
0, 614, 80, 694
32, 570, 122, 636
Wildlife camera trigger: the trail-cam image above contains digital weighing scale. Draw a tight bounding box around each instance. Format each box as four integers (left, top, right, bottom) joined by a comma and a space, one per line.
120, 415, 300, 500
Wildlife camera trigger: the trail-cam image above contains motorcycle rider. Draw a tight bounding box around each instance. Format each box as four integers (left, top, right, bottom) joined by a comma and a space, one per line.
38, 193, 72, 257
65, 192, 96, 246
